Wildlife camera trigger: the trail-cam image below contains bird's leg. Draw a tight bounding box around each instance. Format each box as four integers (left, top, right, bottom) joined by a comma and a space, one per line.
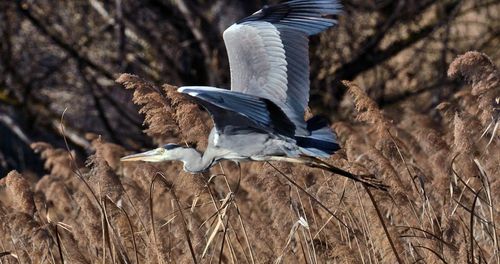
264, 156, 309, 164
303, 156, 388, 191
267, 156, 388, 191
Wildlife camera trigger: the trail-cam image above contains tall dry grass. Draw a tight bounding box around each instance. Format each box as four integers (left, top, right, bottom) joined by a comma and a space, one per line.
0, 52, 498, 263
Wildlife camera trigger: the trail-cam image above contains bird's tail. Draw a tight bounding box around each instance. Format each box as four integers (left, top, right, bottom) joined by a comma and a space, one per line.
296, 116, 340, 158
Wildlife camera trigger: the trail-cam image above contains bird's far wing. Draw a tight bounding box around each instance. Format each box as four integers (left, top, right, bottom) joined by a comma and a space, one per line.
178, 86, 296, 138
223, 0, 342, 136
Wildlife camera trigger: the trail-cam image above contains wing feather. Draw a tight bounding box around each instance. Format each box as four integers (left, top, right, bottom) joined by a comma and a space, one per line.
178, 86, 296, 138
223, 0, 341, 136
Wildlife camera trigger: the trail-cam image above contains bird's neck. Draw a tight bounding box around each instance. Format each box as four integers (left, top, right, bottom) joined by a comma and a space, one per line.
177, 147, 214, 173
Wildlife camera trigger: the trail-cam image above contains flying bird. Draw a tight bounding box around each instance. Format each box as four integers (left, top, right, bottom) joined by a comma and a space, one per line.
121, 0, 386, 189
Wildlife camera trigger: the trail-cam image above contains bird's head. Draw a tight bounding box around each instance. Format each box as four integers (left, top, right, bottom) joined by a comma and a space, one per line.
120, 143, 182, 163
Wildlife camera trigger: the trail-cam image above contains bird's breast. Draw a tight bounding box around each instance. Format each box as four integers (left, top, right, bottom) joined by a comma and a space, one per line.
213, 131, 220, 146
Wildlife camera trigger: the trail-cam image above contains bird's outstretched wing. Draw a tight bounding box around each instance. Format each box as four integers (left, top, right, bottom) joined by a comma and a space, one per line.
223, 0, 342, 135
178, 86, 296, 138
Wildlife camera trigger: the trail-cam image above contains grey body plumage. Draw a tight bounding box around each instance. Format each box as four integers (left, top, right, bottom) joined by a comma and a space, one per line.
121, 0, 388, 190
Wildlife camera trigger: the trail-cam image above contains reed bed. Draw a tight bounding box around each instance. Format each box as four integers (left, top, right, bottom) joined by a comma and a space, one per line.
0, 52, 498, 263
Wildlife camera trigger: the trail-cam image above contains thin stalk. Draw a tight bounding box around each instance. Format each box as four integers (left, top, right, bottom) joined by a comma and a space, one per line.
364, 186, 403, 264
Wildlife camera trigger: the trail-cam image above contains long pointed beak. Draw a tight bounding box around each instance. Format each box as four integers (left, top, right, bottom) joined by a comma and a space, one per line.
120, 149, 164, 162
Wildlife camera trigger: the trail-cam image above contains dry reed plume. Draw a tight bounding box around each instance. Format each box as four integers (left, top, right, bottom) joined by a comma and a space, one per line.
0, 52, 498, 263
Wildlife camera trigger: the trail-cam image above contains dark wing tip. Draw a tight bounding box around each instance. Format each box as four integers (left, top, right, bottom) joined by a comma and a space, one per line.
306, 115, 331, 131
236, 0, 342, 35
262, 99, 296, 137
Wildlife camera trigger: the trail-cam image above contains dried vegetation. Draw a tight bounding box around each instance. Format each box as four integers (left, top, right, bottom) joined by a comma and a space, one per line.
1, 0, 499, 263
0, 53, 498, 263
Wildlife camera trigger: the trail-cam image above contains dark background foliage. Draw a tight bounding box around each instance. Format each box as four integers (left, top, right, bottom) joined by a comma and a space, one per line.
0, 1, 499, 263
0, 0, 498, 176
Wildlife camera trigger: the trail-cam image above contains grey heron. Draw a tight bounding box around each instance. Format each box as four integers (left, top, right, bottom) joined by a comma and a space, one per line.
121, 0, 386, 190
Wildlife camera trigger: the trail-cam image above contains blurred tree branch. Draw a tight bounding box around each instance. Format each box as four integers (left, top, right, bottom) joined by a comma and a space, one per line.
16, 1, 115, 80
1, 0, 498, 175
17, 1, 143, 129
335, 1, 461, 81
